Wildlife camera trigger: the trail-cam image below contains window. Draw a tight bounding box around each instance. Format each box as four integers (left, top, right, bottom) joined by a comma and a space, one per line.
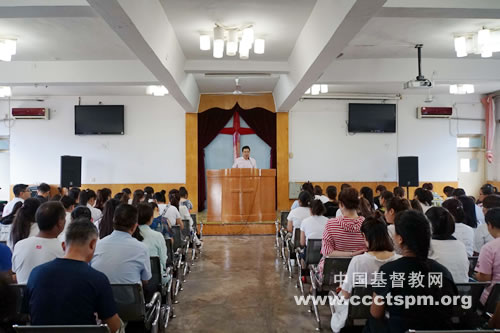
457, 136, 483, 149
0, 137, 8, 152
460, 158, 479, 173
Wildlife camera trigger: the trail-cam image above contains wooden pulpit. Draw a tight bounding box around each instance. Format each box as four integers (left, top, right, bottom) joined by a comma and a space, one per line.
206, 168, 276, 223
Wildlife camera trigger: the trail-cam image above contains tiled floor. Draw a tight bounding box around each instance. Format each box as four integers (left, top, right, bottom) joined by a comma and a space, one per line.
167, 235, 331, 333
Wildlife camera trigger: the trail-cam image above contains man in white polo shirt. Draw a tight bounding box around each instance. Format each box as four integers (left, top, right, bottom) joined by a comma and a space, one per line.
232, 146, 257, 169
2, 184, 31, 217
12, 201, 65, 283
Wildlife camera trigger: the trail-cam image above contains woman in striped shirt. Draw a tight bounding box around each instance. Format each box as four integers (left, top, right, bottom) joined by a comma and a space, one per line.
318, 187, 367, 275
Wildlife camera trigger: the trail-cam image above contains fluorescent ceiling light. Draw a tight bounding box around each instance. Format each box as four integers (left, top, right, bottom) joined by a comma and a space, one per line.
320, 84, 328, 93
254, 39, 265, 54
146, 85, 168, 96
311, 84, 321, 95
0, 39, 16, 62
0, 86, 12, 97
200, 34, 211, 51
454, 36, 467, 57
449, 84, 474, 95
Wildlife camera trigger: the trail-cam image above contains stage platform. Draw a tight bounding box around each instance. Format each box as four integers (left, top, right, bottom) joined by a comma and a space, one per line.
197, 211, 277, 236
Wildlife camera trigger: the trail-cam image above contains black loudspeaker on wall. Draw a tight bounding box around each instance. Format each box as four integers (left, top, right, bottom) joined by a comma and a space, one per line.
398, 156, 419, 187
60, 156, 82, 188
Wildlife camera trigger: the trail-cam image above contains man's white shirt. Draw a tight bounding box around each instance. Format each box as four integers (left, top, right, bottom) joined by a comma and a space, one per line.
232, 157, 257, 169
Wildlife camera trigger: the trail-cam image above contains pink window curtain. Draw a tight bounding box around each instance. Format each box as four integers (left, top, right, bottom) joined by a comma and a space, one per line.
482, 95, 496, 164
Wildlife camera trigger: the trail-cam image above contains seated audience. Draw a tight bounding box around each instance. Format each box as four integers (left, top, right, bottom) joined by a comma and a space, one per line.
57, 195, 76, 242
442, 198, 475, 256
378, 190, 394, 213
95, 188, 112, 211
25, 218, 121, 332
300, 199, 327, 246
414, 188, 433, 213
12, 201, 65, 283
314, 185, 329, 204
91, 204, 152, 284
79, 189, 102, 222
330, 213, 399, 333
176, 193, 202, 246
50, 194, 62, 201
135, 203, 168, 284
131, 189, 145, 206
474, 194, 500, 254
287, 191, 312, 236
456, 195, 478, 228
0, 201, 22, 243
2, 184, 30, 217
34, 183, 51, 203
393, 186, 405, 199
319, 188, 366, 275
361, 186, 377, 210
0, 242, 12, 274
291, 182, 314, 210
422, 182, 444, 206
426, 207, 469, 283
367, 210, 457, 332
479, 183, 497, 205
374, 185, 387, 209
358, 197, 374, 218
443, 185, 455, 200
68, 187, 81, 204
149, 202, 172, 238
452, 188, 466, 198
144, 186, 155, 203
9, 198, 41, 249
71, 205, 92, 222
98, 199, 120, 239
122, 187, 132, 204
165, 190, 183, 229
324, 186, 339, 217
179, 186, 193, 211
384, 197, 411, 242
475, 207, 500, 305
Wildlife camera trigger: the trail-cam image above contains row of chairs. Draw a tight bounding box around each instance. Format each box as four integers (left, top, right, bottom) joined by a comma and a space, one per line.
8, 213, 203, 333
274, 211, 500, 332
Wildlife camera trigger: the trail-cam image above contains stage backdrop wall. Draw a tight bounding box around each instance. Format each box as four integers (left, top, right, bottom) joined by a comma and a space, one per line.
289, 94, 485, 182
0, 96, 186, 191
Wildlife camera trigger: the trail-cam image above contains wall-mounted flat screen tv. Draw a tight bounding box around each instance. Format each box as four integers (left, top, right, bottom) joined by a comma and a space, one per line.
75, 105, 124, 135
348, 103, 396, 133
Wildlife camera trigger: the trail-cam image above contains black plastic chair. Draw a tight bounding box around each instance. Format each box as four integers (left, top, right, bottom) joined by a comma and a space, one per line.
452, 282, 489, 328
485, 282, 500, 314
468, 256, 479, 278
297, 238, 322, 295
310, 257, 352, 331
13, 325, 110, 332
286, 229, 301, 278
110, 283, 162, 332
171, 226, 188, 299
345, 285, 373, 327
10, 284, 29, 325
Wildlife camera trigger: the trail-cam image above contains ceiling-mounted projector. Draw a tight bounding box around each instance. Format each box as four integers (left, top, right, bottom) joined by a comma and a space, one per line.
404, 44, 433, 89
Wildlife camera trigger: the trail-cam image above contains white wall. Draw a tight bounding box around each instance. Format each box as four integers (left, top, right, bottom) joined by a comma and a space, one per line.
289, 94, 484, 182
0, 95, 185, 193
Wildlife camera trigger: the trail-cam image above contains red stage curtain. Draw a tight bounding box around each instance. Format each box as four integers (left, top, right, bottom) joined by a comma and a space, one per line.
197, 103, 276, 211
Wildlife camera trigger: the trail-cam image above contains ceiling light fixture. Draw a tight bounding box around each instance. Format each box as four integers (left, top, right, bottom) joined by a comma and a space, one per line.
200, 34, 211, 51
449, 84, 474, 95
304, 84, 329, 95
0, 86, 12, 97
454, 27, 500, 58
146, 85, 168, 96
199, 24, 265, 60
0, 39, 17, 62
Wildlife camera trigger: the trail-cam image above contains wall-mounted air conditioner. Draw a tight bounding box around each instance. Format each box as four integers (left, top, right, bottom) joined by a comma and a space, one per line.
417, 107, 452, 118
12, 108, 49, 120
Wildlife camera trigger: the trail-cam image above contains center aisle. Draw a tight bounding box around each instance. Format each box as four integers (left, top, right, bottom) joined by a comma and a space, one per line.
167, 235, 327, 332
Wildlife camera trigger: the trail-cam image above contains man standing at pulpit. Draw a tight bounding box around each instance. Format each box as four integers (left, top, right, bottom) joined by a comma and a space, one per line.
232, 146, 257, 169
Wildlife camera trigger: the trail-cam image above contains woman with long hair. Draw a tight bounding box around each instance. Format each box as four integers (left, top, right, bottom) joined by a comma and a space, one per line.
9, 198, 41, 249
0, 201, 23, 242
98, 199, 120, 239
442, 198, 475, 256
331, 212, 399, 332
95, 188, 111, 211
367, 210, 457, 333
131, 190, 145, 207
